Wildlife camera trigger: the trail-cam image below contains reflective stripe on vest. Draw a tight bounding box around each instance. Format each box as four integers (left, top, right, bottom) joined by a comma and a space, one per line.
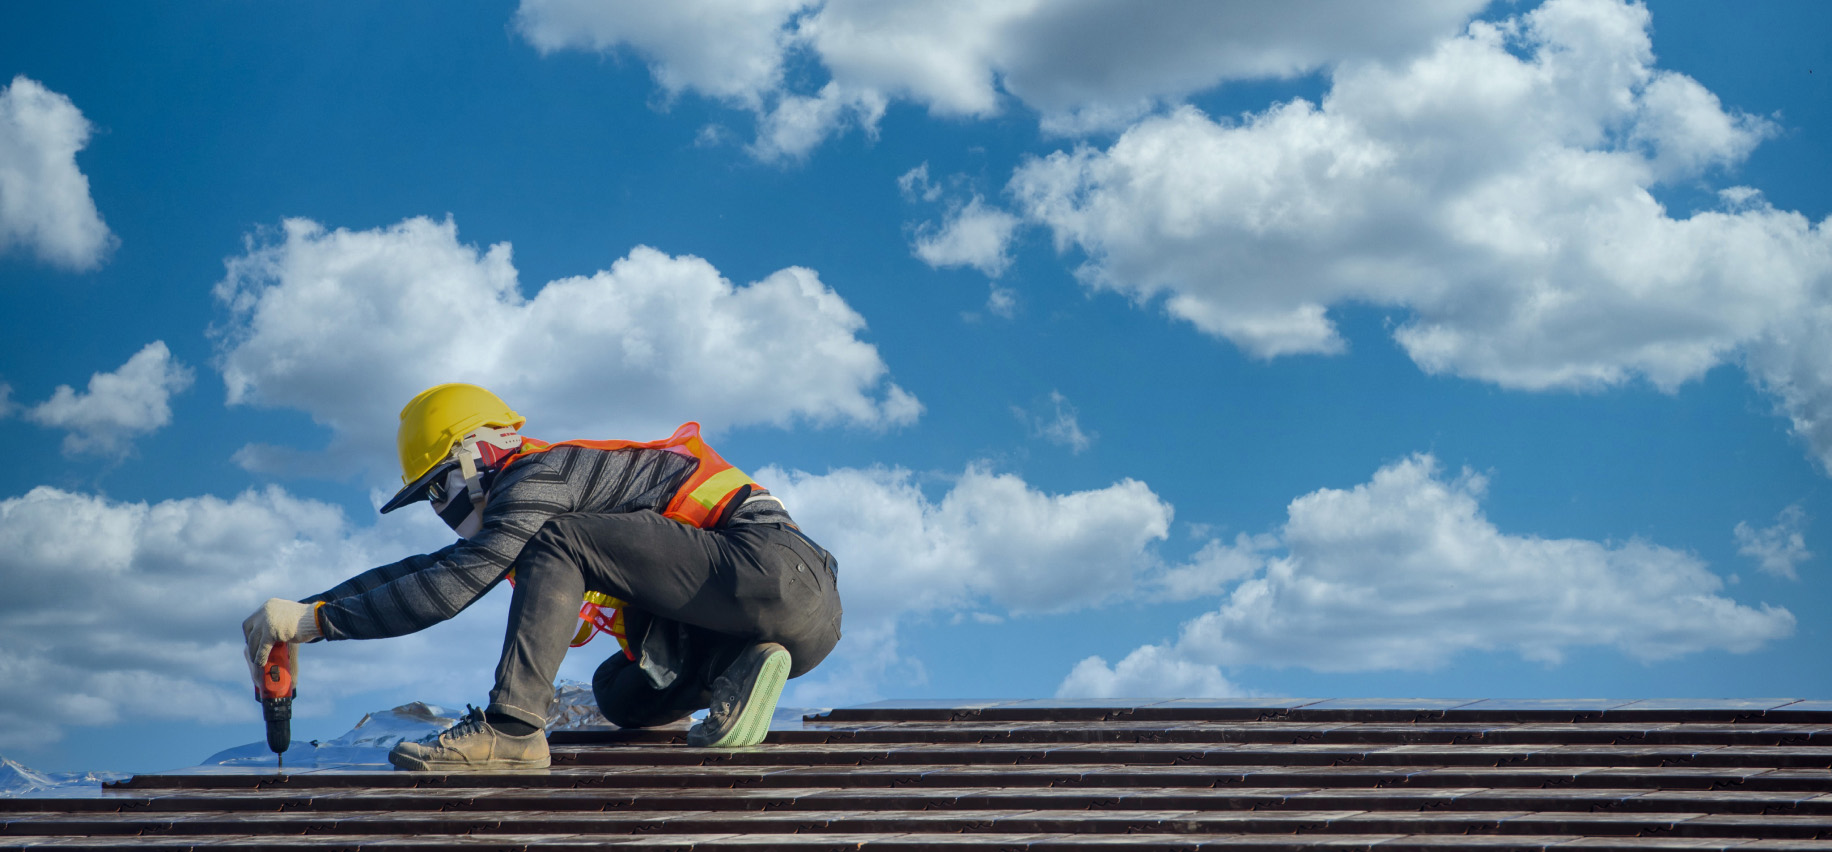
502, 422, 761, 654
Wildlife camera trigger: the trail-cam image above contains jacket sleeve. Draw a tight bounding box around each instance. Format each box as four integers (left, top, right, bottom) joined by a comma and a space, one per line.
302, 547, 453, 608
306, 458, 571, 641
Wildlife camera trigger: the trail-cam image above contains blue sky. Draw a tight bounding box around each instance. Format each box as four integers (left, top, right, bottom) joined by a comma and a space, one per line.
1, 0, 1828, 775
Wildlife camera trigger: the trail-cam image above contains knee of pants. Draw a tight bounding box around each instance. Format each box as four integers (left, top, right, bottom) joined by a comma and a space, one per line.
591, 653, 696, 729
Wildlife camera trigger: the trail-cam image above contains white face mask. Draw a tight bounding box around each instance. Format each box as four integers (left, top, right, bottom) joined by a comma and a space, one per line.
431, 467, 484, 539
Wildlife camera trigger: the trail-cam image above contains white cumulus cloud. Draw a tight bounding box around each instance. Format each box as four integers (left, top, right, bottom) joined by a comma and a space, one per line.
1009, 0, 1832, 468
0, 484, 491, 749
1149, 532, 1277, 602
1734, 505, 1811, 581
755, 463, 1174, 706
1219, 454, 1796, 668
912, 196, 1021, 279
750, 81, 887, 162
0, 75, 115, 270
1746, 307, 1832, 475
1057, 644, 1247, 700
211, 216, 918, 479
1062, 453, 1795, 695
901, 163, 1025, 316
25, 341, 194, 456
515, 0, 809, 109
513, 0, 1485, 158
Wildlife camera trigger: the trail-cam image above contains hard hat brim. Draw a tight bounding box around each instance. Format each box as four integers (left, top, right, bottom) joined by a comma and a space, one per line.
380, 459, 457, 515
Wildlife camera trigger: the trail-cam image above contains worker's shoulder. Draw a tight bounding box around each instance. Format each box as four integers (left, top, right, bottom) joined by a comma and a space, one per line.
494, 447, 575, 488
499, 443, 661, 484
529, 442, 687, 465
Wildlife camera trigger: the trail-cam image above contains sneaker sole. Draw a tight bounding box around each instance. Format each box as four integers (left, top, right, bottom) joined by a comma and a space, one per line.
388, 752, 550, 772
695, 645, 791, 748
388, 758, 545, 769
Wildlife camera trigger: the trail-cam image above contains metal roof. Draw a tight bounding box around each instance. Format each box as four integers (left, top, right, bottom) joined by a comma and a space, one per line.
7, 698, 1832, 850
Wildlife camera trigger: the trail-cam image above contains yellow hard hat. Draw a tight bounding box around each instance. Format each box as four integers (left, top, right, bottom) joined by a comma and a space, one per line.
380, 383, 525, 514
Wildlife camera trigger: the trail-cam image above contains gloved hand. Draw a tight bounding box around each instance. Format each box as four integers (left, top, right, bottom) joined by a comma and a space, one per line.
242, 598, 322, 693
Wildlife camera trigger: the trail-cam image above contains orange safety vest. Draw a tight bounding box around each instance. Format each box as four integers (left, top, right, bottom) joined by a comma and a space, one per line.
500, 422, 762, 654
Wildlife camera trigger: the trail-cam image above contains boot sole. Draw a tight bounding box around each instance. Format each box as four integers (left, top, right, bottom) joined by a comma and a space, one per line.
690, 644, 791, 748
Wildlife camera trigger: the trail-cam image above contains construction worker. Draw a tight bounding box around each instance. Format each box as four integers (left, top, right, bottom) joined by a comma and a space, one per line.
240, 383, 843, 771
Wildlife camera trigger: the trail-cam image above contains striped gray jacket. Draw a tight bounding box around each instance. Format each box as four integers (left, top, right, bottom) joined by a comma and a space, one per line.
305, 445, 793, 641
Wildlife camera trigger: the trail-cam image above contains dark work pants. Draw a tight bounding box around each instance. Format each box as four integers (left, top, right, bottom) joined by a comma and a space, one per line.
486, 512, 842, 728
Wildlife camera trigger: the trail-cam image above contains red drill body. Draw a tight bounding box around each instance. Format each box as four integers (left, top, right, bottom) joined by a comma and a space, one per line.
261, 643, 294, 769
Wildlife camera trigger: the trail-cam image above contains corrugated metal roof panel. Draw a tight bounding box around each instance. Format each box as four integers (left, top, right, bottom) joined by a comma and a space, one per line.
6, 700, 1832, 850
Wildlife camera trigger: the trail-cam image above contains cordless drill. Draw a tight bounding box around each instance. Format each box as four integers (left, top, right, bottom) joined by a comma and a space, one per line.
261, 643, 294, 769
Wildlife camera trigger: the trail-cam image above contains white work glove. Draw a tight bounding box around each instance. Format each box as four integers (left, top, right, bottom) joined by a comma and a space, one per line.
241, 598, 322, 693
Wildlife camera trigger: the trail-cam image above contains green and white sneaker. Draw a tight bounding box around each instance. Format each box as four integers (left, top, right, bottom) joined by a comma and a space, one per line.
688, 643, 791, 748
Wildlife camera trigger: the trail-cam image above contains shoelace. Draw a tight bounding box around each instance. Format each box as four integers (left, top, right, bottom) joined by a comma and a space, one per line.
438, 704, 489, 745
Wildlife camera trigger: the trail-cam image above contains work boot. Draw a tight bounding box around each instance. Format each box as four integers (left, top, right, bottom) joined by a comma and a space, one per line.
389, 705, 550, 771
687, 642, 791, 748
